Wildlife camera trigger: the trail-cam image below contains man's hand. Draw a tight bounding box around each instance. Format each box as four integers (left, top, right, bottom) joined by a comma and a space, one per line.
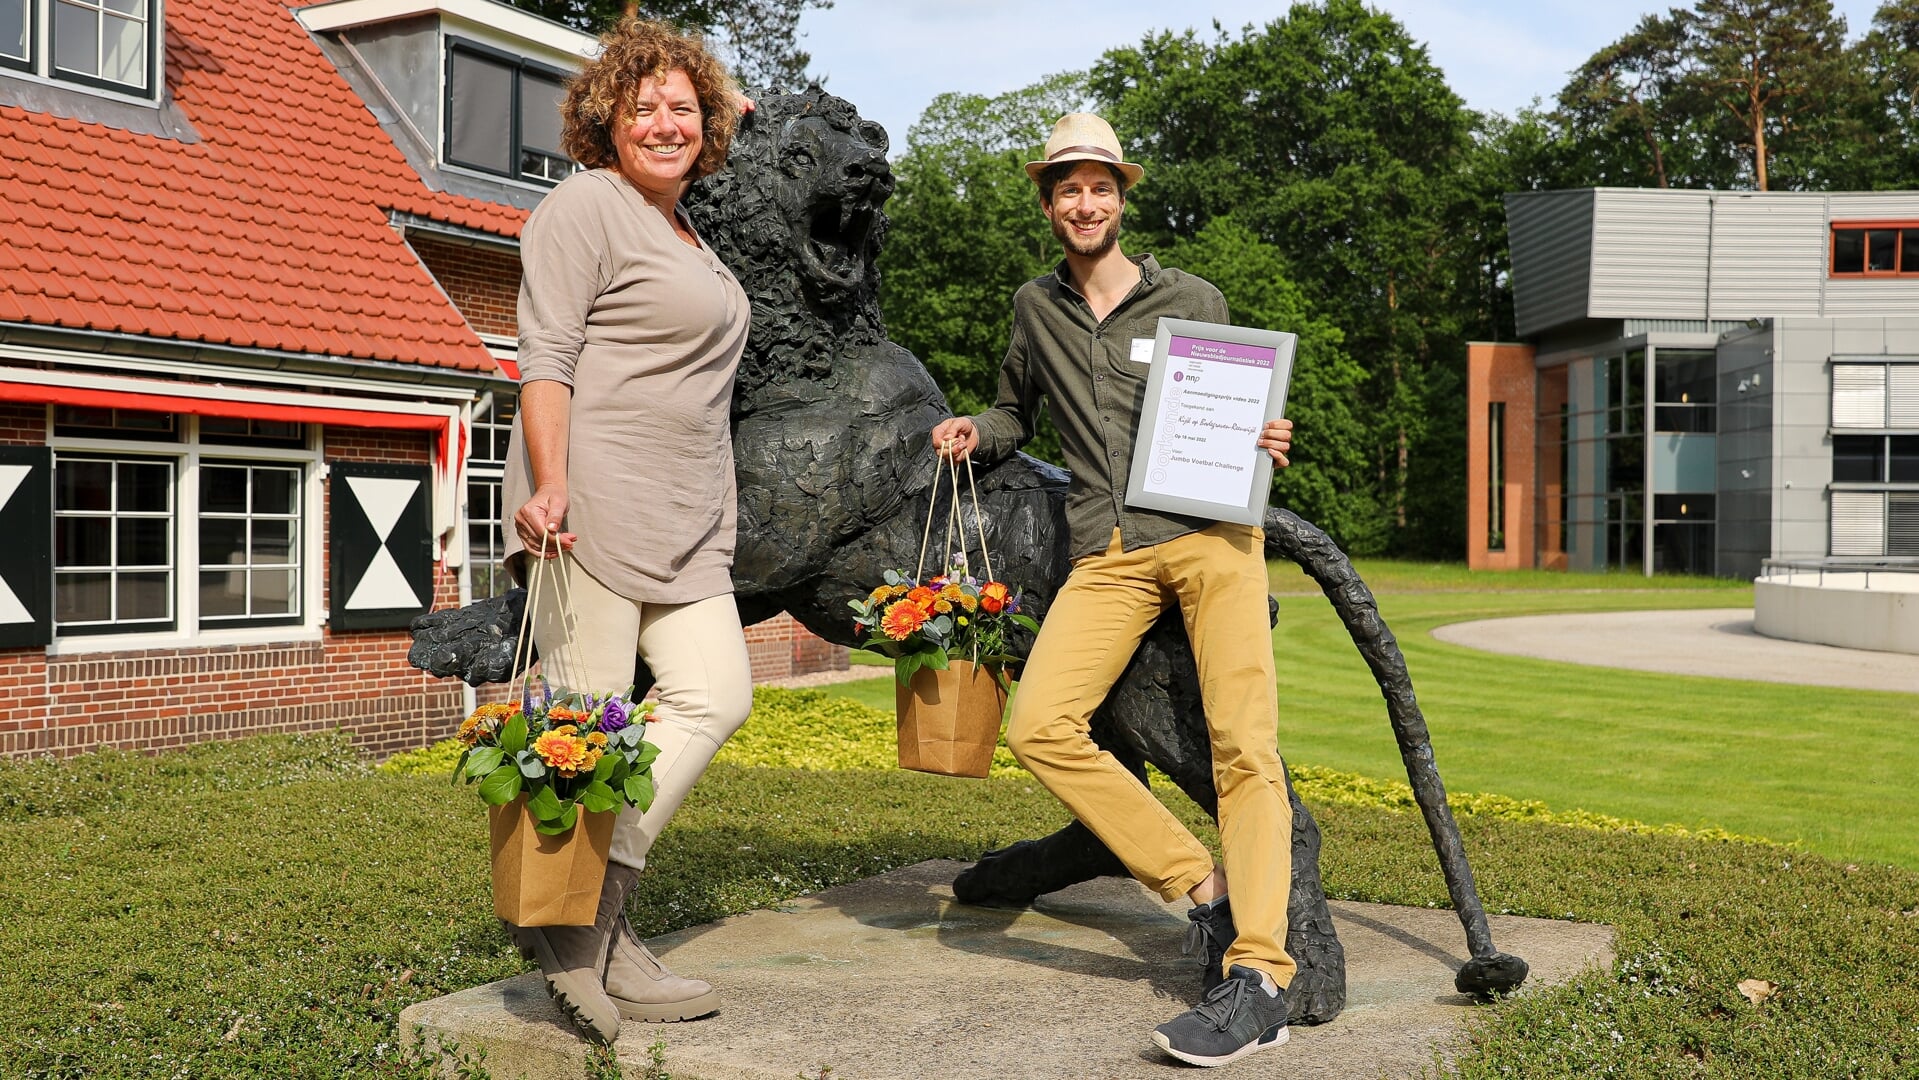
931, 416, 979, 461
514, 485, 577, 558
1258, 417, 1293, 467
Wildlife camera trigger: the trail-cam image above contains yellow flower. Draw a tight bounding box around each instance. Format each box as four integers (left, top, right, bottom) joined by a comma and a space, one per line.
938, 584, 964, 602
957, 593, 978, 612
933, 599, 953, 614
587, 731, 608, 748
957, 616, 969, 626
457, 702, 517, 746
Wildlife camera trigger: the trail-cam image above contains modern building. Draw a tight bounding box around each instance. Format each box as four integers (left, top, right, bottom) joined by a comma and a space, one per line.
1469, 188, 1919, 583
0, 0, 840, 759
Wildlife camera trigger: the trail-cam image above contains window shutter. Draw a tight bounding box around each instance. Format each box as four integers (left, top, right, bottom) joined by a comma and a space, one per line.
0, 447, 51, 647
329, 462, 433, 630
1891, 493, 1919, 557
1830, 490, 1886, 557
1832, 365, 1887, 428
1890, 366, 1919, 429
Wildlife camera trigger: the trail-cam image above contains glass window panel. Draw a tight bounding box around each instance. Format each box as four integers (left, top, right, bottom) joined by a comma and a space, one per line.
251, 570, 295, 615
116, 571, 169, 621
1904, 231, 1919, 275
104, 0, 143, 14
199, 570, 247, 617
1833, 229, 1865, 274
116, 517, 168, 566
200, 465, 247, 513
57, 572, 111, 623
520, 72, 565, 156
448, 50, 515, 173
58, 460, 112, 511
1890, 436, 1919, 484
2, 0, 26, 62
52, 0, 98, 77
199, 518, 247, 566
252, 520, 293, 563
99, 10, 141, 86
56, 518, 110, 566
1833, 435, 1886, 483
1868, 230, 1898, 272
252, 468, 297, 514
118, 461, 170, 511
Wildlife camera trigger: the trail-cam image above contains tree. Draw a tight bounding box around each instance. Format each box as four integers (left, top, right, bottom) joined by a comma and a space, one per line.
1555, 12, 1723, 188
876, 73, 1091, 464
1843, 0, 1919, 188
502, 0, 832, 88
1091, 0, 1480, 555
1681, 0, 1853, 190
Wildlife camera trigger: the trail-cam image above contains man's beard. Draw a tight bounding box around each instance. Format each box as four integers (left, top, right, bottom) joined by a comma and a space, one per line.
1051, 211, 1122, 258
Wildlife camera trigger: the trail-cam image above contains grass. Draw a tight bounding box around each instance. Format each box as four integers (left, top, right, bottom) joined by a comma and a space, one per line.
4, 560, 1915, 1077
826, 560, 1918, 870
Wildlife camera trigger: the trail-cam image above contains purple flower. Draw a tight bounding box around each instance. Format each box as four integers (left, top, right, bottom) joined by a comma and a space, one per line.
599, 697, 631, 734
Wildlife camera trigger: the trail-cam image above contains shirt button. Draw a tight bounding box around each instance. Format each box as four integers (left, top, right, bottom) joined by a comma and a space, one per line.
1095, 375, 1104, 382
1111, 450, 1121, 458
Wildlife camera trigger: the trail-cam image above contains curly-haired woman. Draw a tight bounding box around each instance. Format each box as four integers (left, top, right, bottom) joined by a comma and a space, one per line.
499, 17, 752, 1044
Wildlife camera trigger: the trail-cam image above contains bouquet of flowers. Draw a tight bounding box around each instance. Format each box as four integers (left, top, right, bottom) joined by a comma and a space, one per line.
849, 554, 1039, 686
453, 680, 660, 836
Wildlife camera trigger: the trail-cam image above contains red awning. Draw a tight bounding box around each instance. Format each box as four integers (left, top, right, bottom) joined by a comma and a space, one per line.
0, 381, 450, 431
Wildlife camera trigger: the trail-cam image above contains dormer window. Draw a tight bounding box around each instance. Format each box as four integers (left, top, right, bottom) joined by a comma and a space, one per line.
446, 38, 574, 185
2, 0, 159, 98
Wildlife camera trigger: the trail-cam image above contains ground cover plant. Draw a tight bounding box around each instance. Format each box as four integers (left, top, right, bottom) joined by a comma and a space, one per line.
2, 562, 1913, 1077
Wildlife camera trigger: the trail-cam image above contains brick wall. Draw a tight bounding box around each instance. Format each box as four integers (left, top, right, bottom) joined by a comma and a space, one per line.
411, 236, 520, 338
0, 423, 466, 759
745, 613, 848, 683
0, 403, 43, 444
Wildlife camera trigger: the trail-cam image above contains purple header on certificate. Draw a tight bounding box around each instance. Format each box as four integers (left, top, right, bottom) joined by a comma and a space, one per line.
1168, 335, 1276, 369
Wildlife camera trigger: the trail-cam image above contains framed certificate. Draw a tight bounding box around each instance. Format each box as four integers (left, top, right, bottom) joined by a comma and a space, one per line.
1123, 319, 1296, 526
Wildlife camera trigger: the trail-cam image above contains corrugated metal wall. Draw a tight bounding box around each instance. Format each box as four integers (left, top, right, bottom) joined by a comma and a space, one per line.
1507, 190, 1594, 339
1707, 194, 1826, 317
1589, 190, 1712, 321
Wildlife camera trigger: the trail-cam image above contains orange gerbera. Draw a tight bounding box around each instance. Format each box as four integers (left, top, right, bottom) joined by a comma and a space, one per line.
457, 702, 517, 746
547, 706, 589, 726
866, 583, 907, 605
980, 581, 1010, 613
880, 600, 930, 640
905, 586, 938, 610
533, 730, 592, 776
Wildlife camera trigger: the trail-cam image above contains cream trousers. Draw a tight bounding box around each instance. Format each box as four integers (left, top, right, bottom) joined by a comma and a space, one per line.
528, 554, 753, 871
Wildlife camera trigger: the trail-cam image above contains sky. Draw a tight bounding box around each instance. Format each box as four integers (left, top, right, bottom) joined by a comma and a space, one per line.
792, 0, 1887, 156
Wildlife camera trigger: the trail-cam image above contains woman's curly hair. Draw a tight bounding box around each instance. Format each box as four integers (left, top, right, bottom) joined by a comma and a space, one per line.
561, 17, 740, 180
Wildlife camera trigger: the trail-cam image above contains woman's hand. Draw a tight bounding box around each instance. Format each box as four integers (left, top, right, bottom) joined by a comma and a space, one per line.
1258, 417, 1293, 467
514, 484, 577, 557
931, 416, 979, 461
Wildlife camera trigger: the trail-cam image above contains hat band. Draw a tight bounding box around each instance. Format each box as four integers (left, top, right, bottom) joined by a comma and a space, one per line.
1047, 144, 1120, 163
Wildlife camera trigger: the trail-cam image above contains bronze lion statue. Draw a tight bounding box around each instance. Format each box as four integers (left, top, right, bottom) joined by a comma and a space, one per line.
410, 87, 1527, 1022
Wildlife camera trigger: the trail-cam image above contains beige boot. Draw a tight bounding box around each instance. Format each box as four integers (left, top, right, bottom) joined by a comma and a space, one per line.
600, 864, 721, 1022
504, 870, 626, 1044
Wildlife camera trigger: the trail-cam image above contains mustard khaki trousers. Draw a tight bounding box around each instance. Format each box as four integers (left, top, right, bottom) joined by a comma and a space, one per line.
529, 554, 754, 873
1006, 523, 1296, 987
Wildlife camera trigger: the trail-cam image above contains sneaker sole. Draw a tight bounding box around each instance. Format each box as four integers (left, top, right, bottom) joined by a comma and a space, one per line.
1152, 1023, 1288, 1067
612, 990, 721, 1023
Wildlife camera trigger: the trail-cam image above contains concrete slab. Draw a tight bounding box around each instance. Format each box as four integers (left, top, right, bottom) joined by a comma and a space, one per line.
1433, 607, 1919, 694
402, 860, 1613, 1080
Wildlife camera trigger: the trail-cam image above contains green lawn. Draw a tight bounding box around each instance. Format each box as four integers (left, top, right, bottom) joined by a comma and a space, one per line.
831, 561, 1919, 870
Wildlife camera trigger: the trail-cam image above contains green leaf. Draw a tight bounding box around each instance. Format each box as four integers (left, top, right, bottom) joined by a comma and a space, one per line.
527, 784, 563, 822
883, 569, 904, 587
463, 746, 503, 780
1010, 614, 1041, 632
516, 752, 546, 780
477, 765, 522, 806
924, 649, 950, 671
894, 652, 922, 687
534, 803, 578, 837
633, 742, 661, 771
623, 773, 655, 813
499, 713, 528, 756
580, 780, 618, 814
592, 751, 619, 782
449, 747, 470, 785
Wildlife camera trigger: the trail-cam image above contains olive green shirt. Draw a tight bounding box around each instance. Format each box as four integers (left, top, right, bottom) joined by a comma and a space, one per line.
970, 254, 1233, 560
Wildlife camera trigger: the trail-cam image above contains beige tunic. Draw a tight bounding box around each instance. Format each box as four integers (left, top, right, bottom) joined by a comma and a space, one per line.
502, 168, 749, 604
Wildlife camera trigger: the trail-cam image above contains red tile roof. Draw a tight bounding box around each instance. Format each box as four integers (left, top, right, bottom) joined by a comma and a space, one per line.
0, 0, 532, 374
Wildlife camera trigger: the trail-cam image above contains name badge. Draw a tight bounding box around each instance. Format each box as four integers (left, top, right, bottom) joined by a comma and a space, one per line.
1129, 337, 1155, 365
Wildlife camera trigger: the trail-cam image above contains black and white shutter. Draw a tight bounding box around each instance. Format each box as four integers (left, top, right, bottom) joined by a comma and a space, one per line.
329, 462, 433, 630
0, 447, 51, 648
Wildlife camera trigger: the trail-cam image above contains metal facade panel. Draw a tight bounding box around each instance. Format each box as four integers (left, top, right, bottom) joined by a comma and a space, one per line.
1822, 280, 1919, 316
1827, 193, 1919, 218
1507, 190, 1595, 339
1588, 190, 1711, 321
1833, 364, 1886, 427
1831, 491, 1885, 555
1706, 194, 1827, 318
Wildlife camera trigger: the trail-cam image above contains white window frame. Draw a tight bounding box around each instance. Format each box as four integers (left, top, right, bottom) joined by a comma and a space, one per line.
442, 36, 577, 189
464, 390, 514, 600
48, 409, 325, 654
1829, 360, 1919, 559
1, 0, 162, 102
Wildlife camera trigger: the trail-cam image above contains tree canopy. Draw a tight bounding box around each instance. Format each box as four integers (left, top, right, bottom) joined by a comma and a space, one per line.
503, 0, 831, 88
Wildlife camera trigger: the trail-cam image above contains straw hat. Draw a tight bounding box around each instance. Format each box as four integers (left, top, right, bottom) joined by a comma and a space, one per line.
1023, 113, 1144, 189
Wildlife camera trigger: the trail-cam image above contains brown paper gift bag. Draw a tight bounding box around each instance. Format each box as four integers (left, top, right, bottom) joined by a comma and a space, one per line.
896, 659, 1008, 778
487, 796, 616, 926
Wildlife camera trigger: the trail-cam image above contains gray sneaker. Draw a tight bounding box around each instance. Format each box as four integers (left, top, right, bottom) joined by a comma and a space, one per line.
1181, 895, 1235, 995
1151, 965, 1289, 1067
